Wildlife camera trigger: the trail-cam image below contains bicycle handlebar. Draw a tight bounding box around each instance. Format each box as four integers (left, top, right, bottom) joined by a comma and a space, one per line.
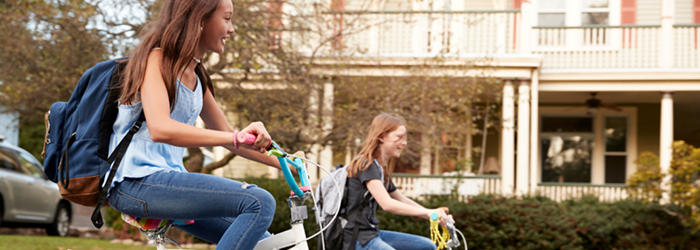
238, 132, 309, 197
430, 210, 462, 249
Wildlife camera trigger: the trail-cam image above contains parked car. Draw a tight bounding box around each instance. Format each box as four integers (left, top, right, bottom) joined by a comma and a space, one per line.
0, 136, 72, 237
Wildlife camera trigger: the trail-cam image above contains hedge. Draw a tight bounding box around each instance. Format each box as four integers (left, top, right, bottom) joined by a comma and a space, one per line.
106, 177, 700, 249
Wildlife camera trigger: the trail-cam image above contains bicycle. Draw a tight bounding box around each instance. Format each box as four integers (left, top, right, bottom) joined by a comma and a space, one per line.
120, 132, 342, 250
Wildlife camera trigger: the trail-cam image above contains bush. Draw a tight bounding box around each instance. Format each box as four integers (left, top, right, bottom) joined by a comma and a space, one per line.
628, 141, 700, 233
105, 177, 700, 249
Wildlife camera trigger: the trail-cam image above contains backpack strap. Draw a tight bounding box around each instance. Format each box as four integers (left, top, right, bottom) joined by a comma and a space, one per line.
348, 190, 372, 250
90, 111, 145, 228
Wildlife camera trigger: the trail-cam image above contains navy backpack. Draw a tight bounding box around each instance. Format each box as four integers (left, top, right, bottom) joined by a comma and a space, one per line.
42, 58, 142, 228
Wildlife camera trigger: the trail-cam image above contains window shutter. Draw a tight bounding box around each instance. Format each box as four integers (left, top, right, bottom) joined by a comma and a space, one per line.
621, 0, 636, 24
331, 0, 345, 50
694, 0, 700, 23
620, 0, 636, 48
266, 1, 283, 49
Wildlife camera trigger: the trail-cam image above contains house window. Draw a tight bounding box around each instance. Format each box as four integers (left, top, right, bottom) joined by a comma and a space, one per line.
537, 0, 611, 26
538, 0, 566, 26
582, 0, 610, 25
429, 132, 468, 174
604, 116, 627, 183
540, 116, 593, 183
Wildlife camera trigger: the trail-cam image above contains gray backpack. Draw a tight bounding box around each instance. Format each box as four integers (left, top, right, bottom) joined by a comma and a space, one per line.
315, 162, 383, 250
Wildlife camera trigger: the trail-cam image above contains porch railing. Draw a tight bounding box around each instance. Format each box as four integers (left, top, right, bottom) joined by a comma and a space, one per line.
537, 182, 628, 202
392, 174, 630, 202
392, 173, 501, 201
324, 10, 521, 55
532, 25, 661, 68
674, 25, 700, 68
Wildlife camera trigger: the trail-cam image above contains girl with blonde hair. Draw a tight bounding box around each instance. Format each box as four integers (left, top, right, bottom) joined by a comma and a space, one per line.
344, 113, 454, 250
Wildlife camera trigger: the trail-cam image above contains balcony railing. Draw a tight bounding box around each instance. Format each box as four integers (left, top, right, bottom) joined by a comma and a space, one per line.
537, 182, 628, 202
393, 174, 630, 202
674, 25, 700, 68
325, 10, 521, 56
532, 25, 661, 69
292, 12, 698, 69
393, 173, 501, 201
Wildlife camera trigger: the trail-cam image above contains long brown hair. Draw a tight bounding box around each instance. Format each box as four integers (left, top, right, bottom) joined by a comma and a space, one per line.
118, 0, 218, 107
347, 113, 407, 185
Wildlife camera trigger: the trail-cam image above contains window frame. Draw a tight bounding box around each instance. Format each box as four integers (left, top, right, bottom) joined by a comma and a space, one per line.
540, 114, 596, 183
533, 0, 622, 51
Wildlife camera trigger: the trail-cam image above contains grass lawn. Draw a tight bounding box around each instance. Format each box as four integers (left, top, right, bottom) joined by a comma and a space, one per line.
0, 235, 156, 250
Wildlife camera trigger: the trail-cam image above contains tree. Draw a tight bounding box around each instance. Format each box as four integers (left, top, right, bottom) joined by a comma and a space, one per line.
1, 0, 504, 175
627, 141, 700, 233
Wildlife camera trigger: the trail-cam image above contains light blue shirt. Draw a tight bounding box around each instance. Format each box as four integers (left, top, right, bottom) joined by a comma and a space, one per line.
104, 78, 203, 194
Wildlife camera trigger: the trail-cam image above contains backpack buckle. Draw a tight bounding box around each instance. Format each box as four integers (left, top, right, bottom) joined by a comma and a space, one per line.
130, 123, 142, 133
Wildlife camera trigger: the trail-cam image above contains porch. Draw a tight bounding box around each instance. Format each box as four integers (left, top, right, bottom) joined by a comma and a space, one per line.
392, 173, 629, 202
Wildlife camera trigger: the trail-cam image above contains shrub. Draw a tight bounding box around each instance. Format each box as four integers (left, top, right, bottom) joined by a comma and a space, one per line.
104, 177, 700, 249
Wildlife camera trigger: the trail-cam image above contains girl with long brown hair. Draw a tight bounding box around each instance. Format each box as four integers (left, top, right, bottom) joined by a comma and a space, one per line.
105, 0, 302, 249
343, 113, 454, 250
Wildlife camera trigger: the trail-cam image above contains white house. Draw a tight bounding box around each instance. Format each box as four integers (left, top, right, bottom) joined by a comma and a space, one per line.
211, 0, 700, 202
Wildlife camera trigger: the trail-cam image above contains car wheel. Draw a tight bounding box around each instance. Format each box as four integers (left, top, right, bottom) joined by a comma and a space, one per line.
46, 203, 70, 237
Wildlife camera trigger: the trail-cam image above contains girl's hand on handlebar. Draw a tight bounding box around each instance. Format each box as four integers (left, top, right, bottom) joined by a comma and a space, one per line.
435, 209, 455, 227
240, 122, 272, 153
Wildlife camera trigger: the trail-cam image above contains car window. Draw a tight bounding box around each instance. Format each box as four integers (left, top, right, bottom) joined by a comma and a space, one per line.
0, 146, 20, 171
17, 151, 46, 180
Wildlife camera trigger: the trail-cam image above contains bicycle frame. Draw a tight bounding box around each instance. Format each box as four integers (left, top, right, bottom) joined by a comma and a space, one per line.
243, 135, 336, 250
252, 146, 312, 250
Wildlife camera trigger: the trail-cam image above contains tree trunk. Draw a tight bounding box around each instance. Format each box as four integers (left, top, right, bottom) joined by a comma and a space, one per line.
202, 152, 237, 174
185, 148, 204, 173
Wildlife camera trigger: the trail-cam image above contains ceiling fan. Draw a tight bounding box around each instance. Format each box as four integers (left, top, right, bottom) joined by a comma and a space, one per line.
586, 92, 621, 114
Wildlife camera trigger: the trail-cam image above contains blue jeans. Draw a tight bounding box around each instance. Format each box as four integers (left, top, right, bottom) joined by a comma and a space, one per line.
108, 171, 275, 250
354, 230, 437, 250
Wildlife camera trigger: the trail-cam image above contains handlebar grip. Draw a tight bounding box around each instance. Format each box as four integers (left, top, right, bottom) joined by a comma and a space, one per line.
238, 132, 257, 145
238, 132, 273, 150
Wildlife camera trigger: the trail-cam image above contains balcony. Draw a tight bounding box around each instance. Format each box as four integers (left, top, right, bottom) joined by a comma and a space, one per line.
307, 11, 700, 69
324, 10, 521, 55
393, 174, 630, 202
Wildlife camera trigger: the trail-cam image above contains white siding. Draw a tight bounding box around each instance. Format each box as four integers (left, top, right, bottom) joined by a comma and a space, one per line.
346, 0, 373, 11
676, 0, 694, 24
0, 108, 19, 146
637, 0, 661, 25
382, 0, 411, 10
506, 0, 515, 9
464, 0, 496, 10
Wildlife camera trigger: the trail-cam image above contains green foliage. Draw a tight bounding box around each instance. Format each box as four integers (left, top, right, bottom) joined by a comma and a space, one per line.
103, 177, 700, 249
18, 118, 47, 160
627, 151, 664, 202
670, 141, 700, 233
628, 141, 700, 233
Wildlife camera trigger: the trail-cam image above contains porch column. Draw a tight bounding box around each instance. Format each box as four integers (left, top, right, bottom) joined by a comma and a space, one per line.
465, 102, 473, 173
516, 81, 530, 195
529, 71, 539, 194
519, 0, 534, 54
660, 92, 674, 202
659, 0, 675, 68
501, 81, 515, 196
306, 85, 320, 184
319, 79, 334, 176
420, 135, 432, 175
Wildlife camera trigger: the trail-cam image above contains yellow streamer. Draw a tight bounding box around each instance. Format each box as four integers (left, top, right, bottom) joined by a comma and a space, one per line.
429, 211, 451, 250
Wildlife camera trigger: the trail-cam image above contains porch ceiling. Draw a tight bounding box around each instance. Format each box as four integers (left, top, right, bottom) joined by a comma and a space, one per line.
539, 91, 700, 104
